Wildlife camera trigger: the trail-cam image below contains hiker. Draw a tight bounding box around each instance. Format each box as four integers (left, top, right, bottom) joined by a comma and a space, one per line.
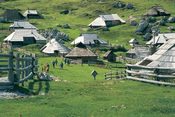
64, 58, 67, 64
67, 59, 70, 66
46, 63, 50, 72
91, 70, 98, 80
55, 59, 58, 65
52, 60, 55, 68
60, 62, 63, 69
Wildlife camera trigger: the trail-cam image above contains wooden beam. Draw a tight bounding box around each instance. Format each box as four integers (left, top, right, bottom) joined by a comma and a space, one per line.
15, 72, 33, 84
126, 76, 175, 86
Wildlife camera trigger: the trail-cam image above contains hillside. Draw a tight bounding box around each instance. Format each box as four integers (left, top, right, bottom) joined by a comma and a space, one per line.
0, 0, 175, 48
1, 1, 175, 117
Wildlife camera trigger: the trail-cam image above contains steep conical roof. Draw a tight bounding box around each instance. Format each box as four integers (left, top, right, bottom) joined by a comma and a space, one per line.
41, 39, 70, 54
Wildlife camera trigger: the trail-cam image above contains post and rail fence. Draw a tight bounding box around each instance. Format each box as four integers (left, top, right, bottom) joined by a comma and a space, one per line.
104, 71, 126, 80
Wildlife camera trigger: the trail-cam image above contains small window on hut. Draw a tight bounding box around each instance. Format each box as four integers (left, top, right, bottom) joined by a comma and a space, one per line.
139, 59, 152, 66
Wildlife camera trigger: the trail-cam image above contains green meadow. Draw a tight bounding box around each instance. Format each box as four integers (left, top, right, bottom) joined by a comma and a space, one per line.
0, 57, 175, 117
0, 0, 175, 117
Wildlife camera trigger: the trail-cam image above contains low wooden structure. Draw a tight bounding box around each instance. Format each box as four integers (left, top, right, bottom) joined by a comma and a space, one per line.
104, 71, 126, 80
2, 9, 25, 22
103, 50, 116, 62
126, 64, 175, 83
0, 49, 38, 88
65, 43, 97, 63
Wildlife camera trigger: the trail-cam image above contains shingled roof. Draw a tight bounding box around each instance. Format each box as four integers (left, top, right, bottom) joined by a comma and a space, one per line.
145, 6, 170, 16
2, 9, 25, 22
71, 34, 107, 45
41, 39, 70, 54
9, 21, 37, 29
4, 29, 46, 42
66, 43, 97, 58
137, 39, 175, 68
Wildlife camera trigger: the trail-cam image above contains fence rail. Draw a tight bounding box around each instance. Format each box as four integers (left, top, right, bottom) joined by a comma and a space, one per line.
126, 64, 175, 86
104, 71, 126, 80
0, 50, 38, 85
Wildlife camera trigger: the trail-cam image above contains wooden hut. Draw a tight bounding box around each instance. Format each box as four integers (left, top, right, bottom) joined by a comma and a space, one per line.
4, 29, 46, 46
23, 10, 42, 19
71, 33, 107, 46
41, 39, 70, 56
89, 14, 125, 28
144, 6, 170, 17
65, 42, 97, 63
103, 50, 116, 62
126, 38, 175, 82
2, 9, 25, 22
9, 21, 37, 30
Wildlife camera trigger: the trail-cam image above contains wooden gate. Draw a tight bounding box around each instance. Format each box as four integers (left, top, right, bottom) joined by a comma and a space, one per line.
0, 50, 38, 85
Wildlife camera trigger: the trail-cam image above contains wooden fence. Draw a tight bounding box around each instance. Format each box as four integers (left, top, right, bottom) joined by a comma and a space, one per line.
0, 50, 38, 85
126, 64, 175, 86
104, 71, 126, 80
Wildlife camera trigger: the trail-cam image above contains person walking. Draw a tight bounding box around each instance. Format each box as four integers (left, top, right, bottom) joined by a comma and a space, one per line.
52, 60, 55, 68
60, 62, 63, 69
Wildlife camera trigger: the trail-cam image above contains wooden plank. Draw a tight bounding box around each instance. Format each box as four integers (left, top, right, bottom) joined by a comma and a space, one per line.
126, 76, 175, 86
16, 65, 32, 71
16, 72, 33, 84
15, 53, 20, 82
8, 51, 14, 83
0, 60, 8, 62
126, 70, 156, 76
0, 67, 10, 71
126, 70, 175, 79
0, 54, 11, 57
19, 57, 32, 61
127, 64, 175, 70
0, 65, 8, 68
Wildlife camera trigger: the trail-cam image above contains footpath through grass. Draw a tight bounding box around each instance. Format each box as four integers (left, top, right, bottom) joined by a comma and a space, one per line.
0, 57, 175, 117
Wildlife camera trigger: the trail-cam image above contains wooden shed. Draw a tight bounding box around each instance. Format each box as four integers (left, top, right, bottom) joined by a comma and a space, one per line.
103, 50, 116, 62
23, 10, 42, 19
2, 9, 25, 22
65, 42, 97, 63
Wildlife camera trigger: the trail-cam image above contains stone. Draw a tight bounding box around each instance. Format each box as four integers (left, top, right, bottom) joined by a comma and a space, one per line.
60, 9, 70, 14
130, 20, 138, 26
126, 3, 134, 9
113, 1, 126, 8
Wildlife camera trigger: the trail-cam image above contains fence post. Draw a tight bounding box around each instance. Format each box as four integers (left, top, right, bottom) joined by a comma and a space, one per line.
116, 71, 118, 79
111, 71, 112, 80
15, 53, 20, 83
104, 73, 107, 79
33, 54, 38, 75
21, 55, 25, 86
8, 51, 14, 83
25, 55, 29, 78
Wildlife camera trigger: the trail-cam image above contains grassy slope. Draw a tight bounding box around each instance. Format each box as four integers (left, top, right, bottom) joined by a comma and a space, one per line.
0, 57, 175, 117
0, 0, 175, 47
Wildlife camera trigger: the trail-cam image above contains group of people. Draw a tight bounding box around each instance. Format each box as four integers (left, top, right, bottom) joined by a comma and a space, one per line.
51, 59, 64, 69
42, 58, 71, 73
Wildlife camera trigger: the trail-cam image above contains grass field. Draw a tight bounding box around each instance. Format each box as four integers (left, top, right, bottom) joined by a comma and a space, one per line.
0, 57, 175, 117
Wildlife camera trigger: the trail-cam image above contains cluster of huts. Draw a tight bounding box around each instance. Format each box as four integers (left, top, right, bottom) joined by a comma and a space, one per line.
124, 6, 175, 81
1, 9, 42, 22
3, 5, 174, 67
0, 7, 126, 64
